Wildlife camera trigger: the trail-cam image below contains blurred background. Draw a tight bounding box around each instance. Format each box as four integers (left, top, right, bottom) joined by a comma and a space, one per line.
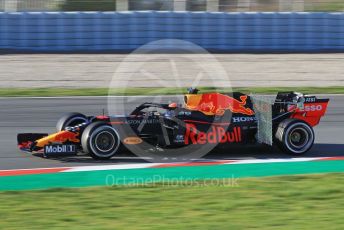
0, 0, 343, 12
0, 0, 343, 89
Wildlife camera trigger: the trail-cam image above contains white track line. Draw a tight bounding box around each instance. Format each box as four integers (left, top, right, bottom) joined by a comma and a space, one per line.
64, 163, 161, 173
226, 157, 318, 165
63, 157, 333, 173
0, 156, 340, 174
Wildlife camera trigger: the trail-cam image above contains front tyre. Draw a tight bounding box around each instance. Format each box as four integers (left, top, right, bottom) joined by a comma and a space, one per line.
275, 119, 314, 155
81, 122, 121, 160
56, 112, 88, 131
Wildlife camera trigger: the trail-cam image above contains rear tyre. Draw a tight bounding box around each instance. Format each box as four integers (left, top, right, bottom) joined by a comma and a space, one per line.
56, 112, 88, 131
81, 122, 120, 160
275, 119, 314, 155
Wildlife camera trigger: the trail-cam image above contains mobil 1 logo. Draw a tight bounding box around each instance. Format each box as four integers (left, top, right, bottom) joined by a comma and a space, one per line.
44, 144, 77, 158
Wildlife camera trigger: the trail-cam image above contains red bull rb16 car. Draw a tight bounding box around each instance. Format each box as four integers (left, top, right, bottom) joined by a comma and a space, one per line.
18, 89, 329, 160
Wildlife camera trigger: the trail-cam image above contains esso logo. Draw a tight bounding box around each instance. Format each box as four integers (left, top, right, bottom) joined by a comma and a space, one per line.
301, 105, 323, 112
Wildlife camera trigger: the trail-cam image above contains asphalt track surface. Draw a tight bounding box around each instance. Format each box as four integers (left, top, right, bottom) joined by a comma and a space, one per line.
0, 95, 343, 170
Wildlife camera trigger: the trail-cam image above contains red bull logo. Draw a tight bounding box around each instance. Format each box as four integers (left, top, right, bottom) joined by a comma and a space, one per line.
184, 123, 242, 145
36, 131, 80, 147
53, 131, 80, 143
185, 93, 254, 116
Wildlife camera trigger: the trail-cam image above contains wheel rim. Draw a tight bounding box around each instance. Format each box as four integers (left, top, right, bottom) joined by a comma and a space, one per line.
95, 131, 116, 152
284, 122, 314, 154
288, 128, 309, 149
89, 126, 120, 158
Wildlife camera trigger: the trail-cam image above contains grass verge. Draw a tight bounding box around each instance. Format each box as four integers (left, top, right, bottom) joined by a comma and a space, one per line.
0, 86, 344, 97
0, 173, 343, 229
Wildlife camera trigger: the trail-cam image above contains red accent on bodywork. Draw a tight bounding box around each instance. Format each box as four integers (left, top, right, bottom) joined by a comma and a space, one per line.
110, 121, 124, 124
168, 102, 177, 108
96, 115, 109, 120
290, 102, 329, 127
18, 141, 32, 150
184, 123, 242, 145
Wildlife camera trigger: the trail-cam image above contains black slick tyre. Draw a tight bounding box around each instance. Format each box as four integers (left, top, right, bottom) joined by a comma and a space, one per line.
56, 112, 88, 131
275, 119, 314, 155
81, 122, 120, 160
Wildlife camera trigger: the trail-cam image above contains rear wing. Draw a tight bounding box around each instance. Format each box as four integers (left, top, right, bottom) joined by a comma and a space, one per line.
250, 92, 329, 146
274, 92, 329, 127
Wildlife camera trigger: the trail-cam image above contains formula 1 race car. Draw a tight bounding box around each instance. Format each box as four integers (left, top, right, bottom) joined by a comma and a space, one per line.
18, 88, 329, 160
